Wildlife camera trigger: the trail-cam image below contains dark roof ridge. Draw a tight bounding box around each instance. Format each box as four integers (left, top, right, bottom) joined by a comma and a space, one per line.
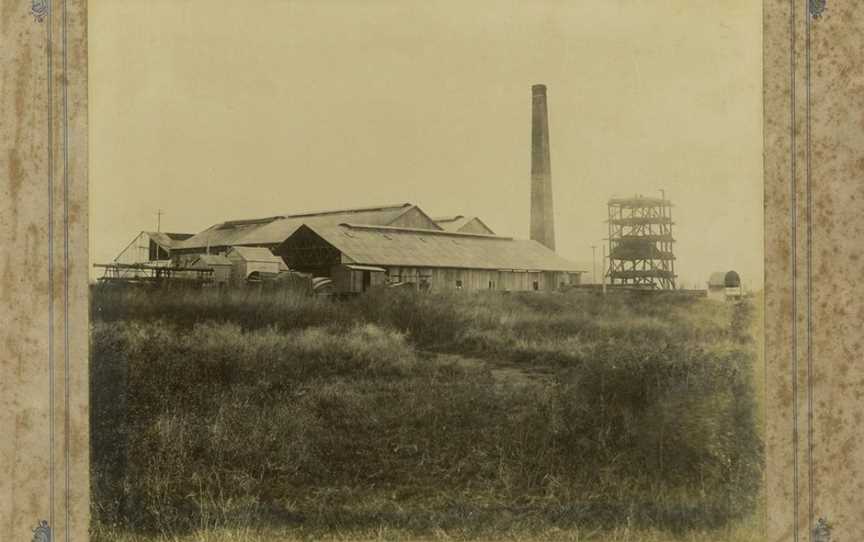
285, 202, 412, 219
337, 222, 512, 240
215, 203, 414, 228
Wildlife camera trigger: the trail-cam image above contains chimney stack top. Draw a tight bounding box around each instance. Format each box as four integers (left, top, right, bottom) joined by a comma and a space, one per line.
532, 84, 547, 95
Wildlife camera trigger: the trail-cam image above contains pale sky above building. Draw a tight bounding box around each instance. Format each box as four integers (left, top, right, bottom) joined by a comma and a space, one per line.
89, 0, 762, 288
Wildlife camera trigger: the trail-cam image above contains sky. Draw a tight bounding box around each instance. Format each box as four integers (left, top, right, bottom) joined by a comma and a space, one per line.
89, 0, 763, 289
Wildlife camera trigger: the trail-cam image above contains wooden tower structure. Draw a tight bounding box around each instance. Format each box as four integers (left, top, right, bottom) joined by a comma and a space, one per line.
606, 195, 676, 289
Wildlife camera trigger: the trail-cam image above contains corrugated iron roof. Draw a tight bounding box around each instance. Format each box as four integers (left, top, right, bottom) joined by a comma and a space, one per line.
298, 223, 584, 273
227, 246, 283, 263
176, 203, 420, 250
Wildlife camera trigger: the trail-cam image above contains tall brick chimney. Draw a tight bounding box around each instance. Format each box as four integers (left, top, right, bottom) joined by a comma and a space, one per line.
530, 84, 555, 251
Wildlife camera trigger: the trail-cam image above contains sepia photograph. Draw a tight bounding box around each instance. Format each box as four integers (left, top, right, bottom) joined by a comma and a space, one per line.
10, 0, 864, 541
84, 1, 764, 541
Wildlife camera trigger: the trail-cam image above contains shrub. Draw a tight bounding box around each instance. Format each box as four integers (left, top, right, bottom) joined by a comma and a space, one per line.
551, 341, 762, 515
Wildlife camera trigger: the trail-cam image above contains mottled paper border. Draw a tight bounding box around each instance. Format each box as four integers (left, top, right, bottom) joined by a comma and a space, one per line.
1, 0, 89, 540
764, 1, 864, 541
3, 0, 863, 540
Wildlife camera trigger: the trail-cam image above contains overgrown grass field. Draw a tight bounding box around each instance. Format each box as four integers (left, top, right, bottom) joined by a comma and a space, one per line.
90, 286, 763, 541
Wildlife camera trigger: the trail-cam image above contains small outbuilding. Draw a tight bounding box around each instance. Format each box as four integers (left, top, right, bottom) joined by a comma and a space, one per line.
707, 270, 742, 301
189, 254, 233, 285
225, 246, 285, 284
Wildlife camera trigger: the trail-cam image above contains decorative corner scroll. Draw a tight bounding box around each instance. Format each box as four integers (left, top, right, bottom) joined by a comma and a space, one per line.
813, 517, 832, 542
809, 0, 827, 19
31, 520, 51, 542
31, 0, 48, 22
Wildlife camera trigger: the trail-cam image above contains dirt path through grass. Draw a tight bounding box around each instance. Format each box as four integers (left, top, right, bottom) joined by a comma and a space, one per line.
424, 351, 555, 389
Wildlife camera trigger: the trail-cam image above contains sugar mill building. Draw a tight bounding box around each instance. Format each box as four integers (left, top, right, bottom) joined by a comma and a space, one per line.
156, 202, 582, 292
278, 223, 582, 293
99, 85, 587, 292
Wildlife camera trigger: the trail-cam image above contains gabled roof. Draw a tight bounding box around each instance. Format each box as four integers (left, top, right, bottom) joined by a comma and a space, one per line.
434, 215, 468, 230
284, 223, 584, 273
176, 203, 438, 250
433, 215, 494, 235
227, 246, 283, 263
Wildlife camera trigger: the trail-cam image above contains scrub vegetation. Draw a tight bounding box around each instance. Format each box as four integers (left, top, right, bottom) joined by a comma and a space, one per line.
90, 286, 763, 541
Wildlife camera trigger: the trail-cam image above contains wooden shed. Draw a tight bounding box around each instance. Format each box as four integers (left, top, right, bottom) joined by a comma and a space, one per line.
225, 246, 284, 284
189, 254, 233, 285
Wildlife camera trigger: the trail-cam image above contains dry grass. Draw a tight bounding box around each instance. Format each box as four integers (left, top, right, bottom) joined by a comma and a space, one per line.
90, 286, 763, 541
92, 513, 763, 542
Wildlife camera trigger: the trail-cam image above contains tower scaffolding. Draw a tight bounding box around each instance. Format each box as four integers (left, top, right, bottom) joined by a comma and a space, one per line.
606, 195, 677, 289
